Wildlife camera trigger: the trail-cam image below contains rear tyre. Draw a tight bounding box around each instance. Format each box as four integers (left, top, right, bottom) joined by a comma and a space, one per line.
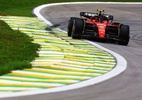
118, 25, 130, 46
71, 18, 84, 39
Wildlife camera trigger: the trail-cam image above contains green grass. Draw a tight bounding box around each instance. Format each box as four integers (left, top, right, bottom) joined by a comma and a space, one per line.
0, 20, 40, 75
0, 0, 141, 75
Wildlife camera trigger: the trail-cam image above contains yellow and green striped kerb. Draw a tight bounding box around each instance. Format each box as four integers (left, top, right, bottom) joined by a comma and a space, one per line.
0, 16, 116, 92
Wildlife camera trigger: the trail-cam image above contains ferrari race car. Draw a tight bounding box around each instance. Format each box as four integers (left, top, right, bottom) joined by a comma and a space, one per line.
67, 9, 130, 45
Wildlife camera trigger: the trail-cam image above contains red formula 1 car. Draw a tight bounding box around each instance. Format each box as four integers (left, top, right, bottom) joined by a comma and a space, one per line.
67, 9, 130, 45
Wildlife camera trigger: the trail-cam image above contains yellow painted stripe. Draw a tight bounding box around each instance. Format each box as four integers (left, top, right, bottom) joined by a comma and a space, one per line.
57, 61, 94, 67
0, 79, 64, 87
10, 71, 90, 80
64, 57, 95, 63
35, 65, 105, 74
0, 82, 53, 88
0, 87, 40, 91
0, 76, 78, 84
24, 68, 97, 77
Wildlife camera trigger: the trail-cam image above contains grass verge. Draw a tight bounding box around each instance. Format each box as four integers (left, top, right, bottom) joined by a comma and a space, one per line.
0, 20, 40, 75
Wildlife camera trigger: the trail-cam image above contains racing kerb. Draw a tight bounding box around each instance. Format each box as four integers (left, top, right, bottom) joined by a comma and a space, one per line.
0, 2, 137, 98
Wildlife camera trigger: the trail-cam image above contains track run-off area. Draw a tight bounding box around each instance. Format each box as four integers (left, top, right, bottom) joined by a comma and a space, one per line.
0, 15, 117, 98
1, 2, 141, 99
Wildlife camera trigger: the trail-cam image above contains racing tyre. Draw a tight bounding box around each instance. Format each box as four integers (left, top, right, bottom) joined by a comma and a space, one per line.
71, 18, 84, 39
118, 25, 130, 46
68, 17, 79, 37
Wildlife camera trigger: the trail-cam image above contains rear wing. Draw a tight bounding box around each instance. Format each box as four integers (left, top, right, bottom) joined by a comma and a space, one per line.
80, 12, 98, 19
80, 12, 114, 21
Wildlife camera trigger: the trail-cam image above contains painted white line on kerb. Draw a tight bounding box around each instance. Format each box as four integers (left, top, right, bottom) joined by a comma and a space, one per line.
1, 2, 141, 98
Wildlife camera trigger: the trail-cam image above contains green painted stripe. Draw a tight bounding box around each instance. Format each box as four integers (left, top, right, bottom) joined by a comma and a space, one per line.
0, 77, 76, 85
0, 90, 22, 92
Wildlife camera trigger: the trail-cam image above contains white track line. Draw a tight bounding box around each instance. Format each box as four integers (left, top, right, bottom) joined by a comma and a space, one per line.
1, 2, 142, 98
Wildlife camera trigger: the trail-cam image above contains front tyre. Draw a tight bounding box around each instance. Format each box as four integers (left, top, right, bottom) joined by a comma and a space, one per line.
68, 17, 80, 37
71, 18, 84, 39
68, 17, 74, 36
118, 25, 130, 46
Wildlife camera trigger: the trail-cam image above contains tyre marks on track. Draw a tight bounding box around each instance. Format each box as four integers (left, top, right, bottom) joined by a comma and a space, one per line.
0, 16, 116, 93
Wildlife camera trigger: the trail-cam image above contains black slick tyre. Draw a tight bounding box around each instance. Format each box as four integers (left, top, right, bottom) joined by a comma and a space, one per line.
68, 17, 78, 37
118, 25, 130, 46
71, 18, 84, 39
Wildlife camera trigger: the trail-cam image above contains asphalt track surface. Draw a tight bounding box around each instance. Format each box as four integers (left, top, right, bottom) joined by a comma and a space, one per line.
3, 3, 142, 100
